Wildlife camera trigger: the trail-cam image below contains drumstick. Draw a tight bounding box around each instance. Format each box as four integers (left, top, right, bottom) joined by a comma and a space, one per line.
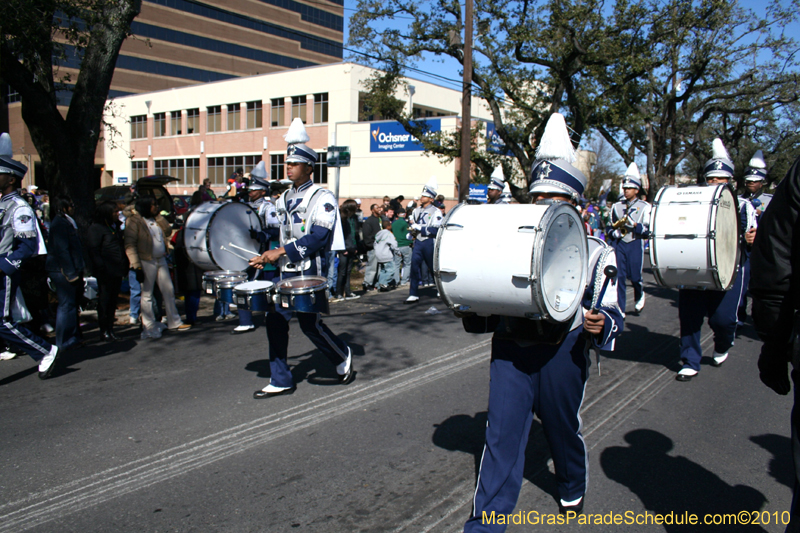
220, 245, 251, 261
228, 242, 260, 256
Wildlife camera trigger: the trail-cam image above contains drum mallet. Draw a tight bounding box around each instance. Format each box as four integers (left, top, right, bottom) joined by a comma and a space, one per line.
588, 265, 617, 376
220, 245, 251, 262
228, 242, 260, 256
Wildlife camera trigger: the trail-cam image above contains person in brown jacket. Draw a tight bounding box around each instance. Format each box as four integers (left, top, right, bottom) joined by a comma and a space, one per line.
124, 197, 190, 339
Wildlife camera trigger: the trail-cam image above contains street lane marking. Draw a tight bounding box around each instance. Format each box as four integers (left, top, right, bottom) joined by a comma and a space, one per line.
0, 339, 492, 533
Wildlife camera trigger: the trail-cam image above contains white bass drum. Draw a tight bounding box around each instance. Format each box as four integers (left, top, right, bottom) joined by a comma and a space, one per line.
434, 202, 587, 322
183, 201, 264, 271
649, 184, 739, 290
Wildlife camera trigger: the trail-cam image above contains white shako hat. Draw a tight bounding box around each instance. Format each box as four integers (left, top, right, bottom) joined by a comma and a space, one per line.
0, 133, 27, 178
744, 149, 768, 181
528, 113, 586, 201
622, 162, 642, 190
488, 165, 506, 191
703, 138, 734, 179
284, 118, 318, 165
421, 176, 438, 198
248, 161, 270, 190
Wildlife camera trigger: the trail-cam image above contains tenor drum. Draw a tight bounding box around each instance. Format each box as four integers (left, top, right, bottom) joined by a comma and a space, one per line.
233, 281, 275, 312
202, 270, 242, 296
434, 203, 587, 321
214, 272, 248, 303
184, 201, 263, 271
649, 184, 739, 290
275, 276, 329, 314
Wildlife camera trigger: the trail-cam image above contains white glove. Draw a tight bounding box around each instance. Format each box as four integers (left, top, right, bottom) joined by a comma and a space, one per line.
611, 229, 622, 240
411, 223, 422, 231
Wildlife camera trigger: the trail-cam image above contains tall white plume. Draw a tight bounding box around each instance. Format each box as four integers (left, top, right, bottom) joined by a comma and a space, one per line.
535, 113, 577, 163
283, 117, 310, 144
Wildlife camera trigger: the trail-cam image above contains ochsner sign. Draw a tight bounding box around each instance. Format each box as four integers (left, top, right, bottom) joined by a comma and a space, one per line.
370, 119, 441, 152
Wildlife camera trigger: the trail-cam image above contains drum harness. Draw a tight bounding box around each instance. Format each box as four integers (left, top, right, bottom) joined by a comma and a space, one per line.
586, 245, 617, 375
276, 187, 326, 273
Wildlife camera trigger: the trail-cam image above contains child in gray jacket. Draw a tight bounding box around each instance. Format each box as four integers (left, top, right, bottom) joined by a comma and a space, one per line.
374, 220, 398, 291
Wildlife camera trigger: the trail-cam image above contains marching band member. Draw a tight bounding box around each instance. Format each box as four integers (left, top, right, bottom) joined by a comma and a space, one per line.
461, 114, 623, 530
0, 133, 59, 378
486, 166, 509, 205
742, 149, 772, 217
607, 163, 650, 314
737, 150, 766, 325
230, 163, 280, 335
404, 176, 444, 304
676, 138, 755, 382
249, 118, 354, 398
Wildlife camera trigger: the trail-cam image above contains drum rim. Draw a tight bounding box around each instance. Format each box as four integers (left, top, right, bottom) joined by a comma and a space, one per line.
184, 201, 264, 271
203, 269, 247, 280
433, 202, 466, 310
533, 202, 588, 322
234, 281, 275, 293
276, 275, 328, 295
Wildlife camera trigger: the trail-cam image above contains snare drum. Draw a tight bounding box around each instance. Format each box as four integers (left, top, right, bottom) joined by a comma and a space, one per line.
233, 281, 275, 312
214, 272, 248, 303
649, 184, 739, 290
275, 276, 330, 314
434, 202, 587, 322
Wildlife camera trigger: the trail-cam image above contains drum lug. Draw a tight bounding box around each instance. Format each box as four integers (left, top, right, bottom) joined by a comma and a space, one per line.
708, 230, 716, 239
512, 274, 532, 281
310, 292, 315, 304
290, 295, 295, 307
517, 226, 539, 233
525, 312, 543, 320
445, 223, 464, 230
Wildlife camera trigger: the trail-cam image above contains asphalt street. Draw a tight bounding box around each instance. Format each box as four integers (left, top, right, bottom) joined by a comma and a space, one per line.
0, 264, 793, 532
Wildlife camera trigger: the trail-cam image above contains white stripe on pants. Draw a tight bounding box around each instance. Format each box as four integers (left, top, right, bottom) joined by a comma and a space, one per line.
140, 257, 182, 330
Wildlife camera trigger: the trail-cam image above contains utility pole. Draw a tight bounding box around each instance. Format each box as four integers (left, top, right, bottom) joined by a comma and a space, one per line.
458, 0, 473, 203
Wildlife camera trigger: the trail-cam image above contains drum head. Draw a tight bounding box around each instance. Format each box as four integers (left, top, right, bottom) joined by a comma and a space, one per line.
536, 205, 587, 322
207, 203, 263, 272
234, 280, 274, 293
713, 187, 739, 289
276, 276, 328, 294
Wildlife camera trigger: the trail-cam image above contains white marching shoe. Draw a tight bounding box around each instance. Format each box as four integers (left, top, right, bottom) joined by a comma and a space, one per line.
712, 351, 728, 367
634, 293, 646, 313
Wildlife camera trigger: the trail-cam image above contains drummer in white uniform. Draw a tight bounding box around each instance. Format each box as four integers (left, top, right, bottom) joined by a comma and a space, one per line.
249, 118, 354, 398
486, 166, 510, 205
676, 138, 756, 382
461, 114, 624, 529
230, 163, 280, 335
738, 150, 769, 324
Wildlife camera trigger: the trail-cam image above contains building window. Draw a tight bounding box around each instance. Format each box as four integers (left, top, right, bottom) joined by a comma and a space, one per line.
291, 95, 307, 122
227, 103, 241, 131
246, 101, 262, 129
314, 93, 328, 123
186, 108, 199, 134
207, 155, 261, 186
170, 111, 182, 135
153, 112, 166, 137
313, 152, 327, 184
270, 98, 284, 127
131, 115, 147, 139
207, 105, 222, 133
270, 154, 285, 181
154, 158, 200, 185
132, 160, 148, 180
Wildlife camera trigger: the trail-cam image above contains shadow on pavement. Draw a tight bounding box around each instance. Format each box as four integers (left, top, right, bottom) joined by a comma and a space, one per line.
600, 429, 768, 532
750, 434, 794, 490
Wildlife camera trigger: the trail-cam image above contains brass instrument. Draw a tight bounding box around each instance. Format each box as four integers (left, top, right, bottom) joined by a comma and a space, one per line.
611, 215, 630, 236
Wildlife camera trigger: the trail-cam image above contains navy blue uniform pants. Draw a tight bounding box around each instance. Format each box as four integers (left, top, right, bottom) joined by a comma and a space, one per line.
409, 238, 434, 297
737, 257, 751, 322
0, 275, 51, 361
678, 267, 743, 372
465, 328, 590, 532
611, 239, 644, 314
264, 305, 349, 389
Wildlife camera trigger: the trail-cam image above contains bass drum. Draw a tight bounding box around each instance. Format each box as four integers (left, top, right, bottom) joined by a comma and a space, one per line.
434, 202, 587, 322
183, 201, 263, 271
649, 184, 739, 290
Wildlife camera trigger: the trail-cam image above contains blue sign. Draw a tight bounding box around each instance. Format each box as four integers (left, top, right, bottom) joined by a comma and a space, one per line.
117, 176, 129, 184
370, 119, 441, 152
486, 122, 513, 156
469, 184, 488, 203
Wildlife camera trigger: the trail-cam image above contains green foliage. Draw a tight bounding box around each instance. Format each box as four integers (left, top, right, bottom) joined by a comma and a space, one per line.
349, 0, 800, 200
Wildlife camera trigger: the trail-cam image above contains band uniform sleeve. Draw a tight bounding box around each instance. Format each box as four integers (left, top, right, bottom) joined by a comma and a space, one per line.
420, 209, 444, 238
590, 249, 624, 349
634, 202, 651, 238
284, 225, 332, 263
